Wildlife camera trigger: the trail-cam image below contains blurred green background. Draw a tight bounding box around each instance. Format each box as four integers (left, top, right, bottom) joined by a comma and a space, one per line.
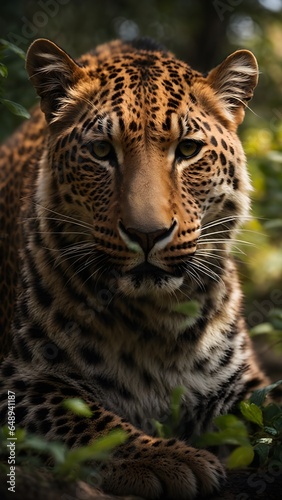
0, 0, 281, 375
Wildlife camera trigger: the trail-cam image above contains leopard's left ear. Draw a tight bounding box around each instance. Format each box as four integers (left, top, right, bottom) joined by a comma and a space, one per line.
26, 38, 85, 123
207, 50, 258, 126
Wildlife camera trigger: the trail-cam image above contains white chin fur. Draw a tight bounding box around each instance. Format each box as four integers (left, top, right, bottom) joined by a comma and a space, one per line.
117, 275, 184, 298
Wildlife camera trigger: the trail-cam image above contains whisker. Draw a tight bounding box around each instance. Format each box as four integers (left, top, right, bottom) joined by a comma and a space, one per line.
197, 238, 255, 246
199, 227, 264, 240
80, 259, 111, 291
56, 242, 96, 256
190, 259, 222, 284
54, 249, 99, 270
187, 268, 206, 291
201, 214, 255, 231
65, 254, 109, 287
34, 231, 93, 238
181, 259, 206, 291
40, 241, 95, 259
192, 256, 224, 273
28, 214, 93, 234
33, 202, 94, 231
196, 245, 247, 256
194, 251, 227, 261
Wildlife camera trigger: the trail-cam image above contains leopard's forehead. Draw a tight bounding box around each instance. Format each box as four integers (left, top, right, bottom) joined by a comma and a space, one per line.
76, 47, 207, 144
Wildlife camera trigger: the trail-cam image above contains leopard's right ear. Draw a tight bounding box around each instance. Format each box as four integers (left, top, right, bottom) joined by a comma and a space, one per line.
26, 38, 85, 123
207, 49, 258, 127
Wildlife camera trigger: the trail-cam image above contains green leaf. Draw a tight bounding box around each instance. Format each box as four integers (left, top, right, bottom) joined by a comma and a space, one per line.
214, 414, 246, 431
152, 420, 173, 438
257, 437, 273, 445
269, 309, 282, 321
268, 151, 282, 163
196, 431, 228, 447
1, 426, 11, 439
264, 380, 282, 393
197, 428, 249, 447
250, 322, 274, 335
198, 413, 250, 448
250, 380, 282, 407
63, 398, 92, 418
13, 427, 26, 442
22, 435, 67, 464
172, 300, 200, 317
0, 63, 8, 78
249, 388, 267, 407
0, 39, 25, 59
264, 426, 278, 436
171, 386, 186, 427
269, 309, 282, 330
22, 435, 55, 453
0, 98, 30, 118
56, 429, 127, 476
240, 401, 263, 427
161, 424, 174, 438
152, 419, 165, 438
262, 403, 282, 425
254, 443, 270, 466
47, 442, 67, 464
273, 415, 282, 431
227, 445, 254, 469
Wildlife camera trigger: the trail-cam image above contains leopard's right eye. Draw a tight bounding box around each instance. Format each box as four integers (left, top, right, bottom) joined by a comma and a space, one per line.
91, 141, 115, 161
175, 140, 203, 161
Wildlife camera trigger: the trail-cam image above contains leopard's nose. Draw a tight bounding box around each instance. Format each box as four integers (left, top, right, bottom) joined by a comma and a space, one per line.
118, 219, 178, 254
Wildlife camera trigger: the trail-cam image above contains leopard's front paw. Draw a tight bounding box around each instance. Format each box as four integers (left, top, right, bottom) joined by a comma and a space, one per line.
100, 437, 225, 500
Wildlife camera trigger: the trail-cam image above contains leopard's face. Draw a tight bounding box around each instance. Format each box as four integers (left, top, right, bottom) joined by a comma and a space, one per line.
28, 39, 258, 298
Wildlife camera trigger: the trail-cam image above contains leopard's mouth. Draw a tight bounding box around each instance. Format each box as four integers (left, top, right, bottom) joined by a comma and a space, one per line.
117, 262, 185, 297
128, 262, 168, 279
127, 262, 184, 280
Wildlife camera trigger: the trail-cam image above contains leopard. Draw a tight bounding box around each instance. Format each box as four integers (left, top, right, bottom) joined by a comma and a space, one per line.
0, 37, 268, 499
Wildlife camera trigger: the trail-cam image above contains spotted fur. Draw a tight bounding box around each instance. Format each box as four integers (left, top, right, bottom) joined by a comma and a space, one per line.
0, 38, 267, 499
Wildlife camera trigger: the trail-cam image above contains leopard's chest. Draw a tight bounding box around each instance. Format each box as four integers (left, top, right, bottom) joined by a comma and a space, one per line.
87, 343, 243, 439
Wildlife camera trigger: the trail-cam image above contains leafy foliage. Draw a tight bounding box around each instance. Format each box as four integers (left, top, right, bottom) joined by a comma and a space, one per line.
0, 39, 30, 119
0, 399, 127, 483
153, 386, 186, 438
171, 300, 200, 317
63, 398, 93, 418
198, 380, 282, 469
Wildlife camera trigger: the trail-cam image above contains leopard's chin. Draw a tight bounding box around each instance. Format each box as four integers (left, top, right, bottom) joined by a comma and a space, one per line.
117, 263, 184, 298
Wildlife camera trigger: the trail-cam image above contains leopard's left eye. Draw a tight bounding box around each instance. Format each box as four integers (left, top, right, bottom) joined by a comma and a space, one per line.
176, 140, 202, 160
91, 141, 115, 161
